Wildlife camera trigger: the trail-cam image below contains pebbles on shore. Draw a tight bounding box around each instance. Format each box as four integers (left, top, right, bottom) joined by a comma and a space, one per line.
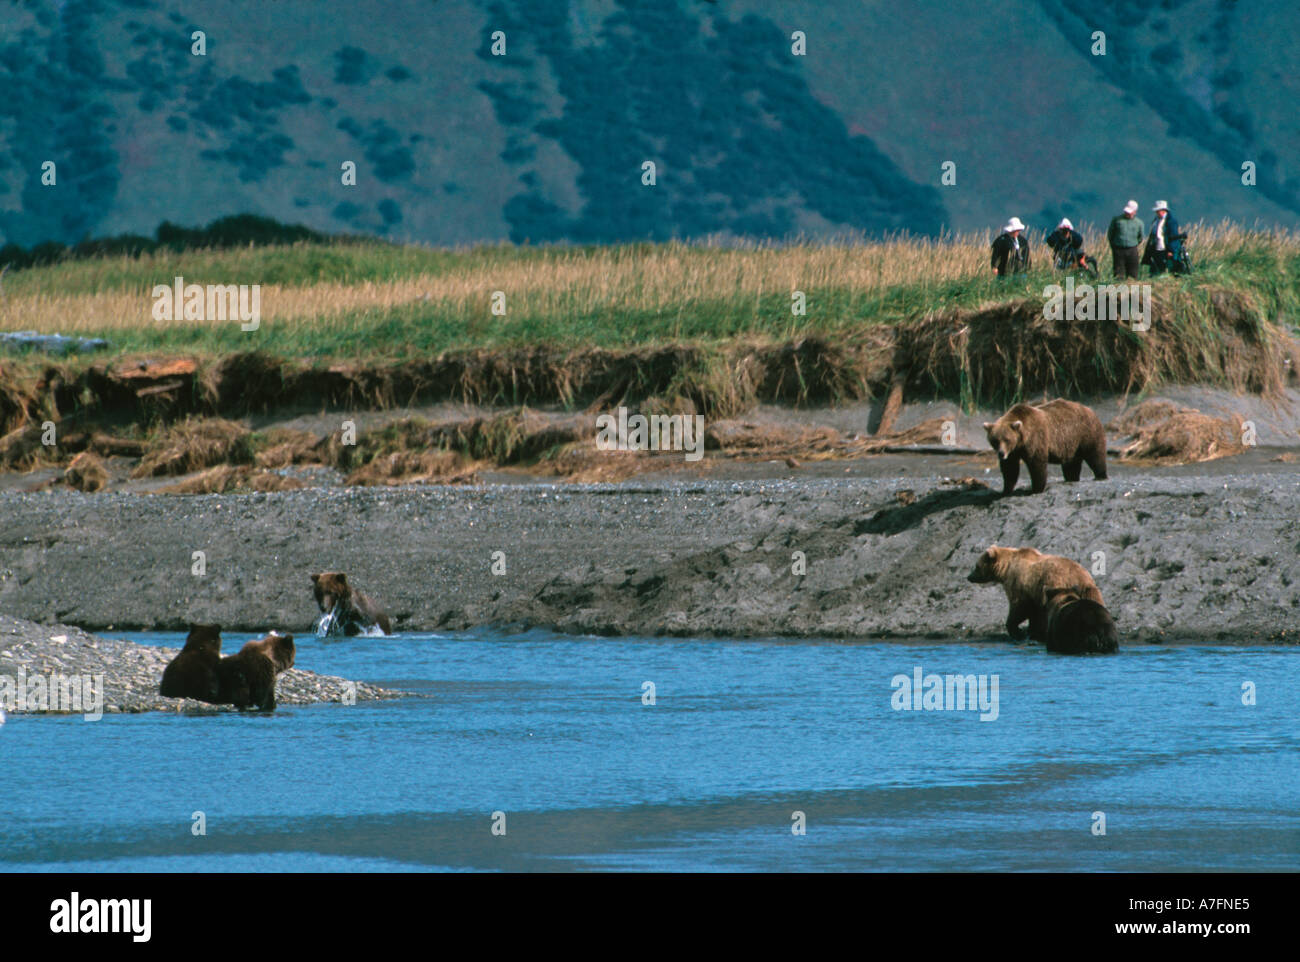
0, 615, 403, 715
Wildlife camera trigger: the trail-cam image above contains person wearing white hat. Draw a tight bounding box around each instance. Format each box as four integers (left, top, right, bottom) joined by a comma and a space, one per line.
1106, 200, 1144, 279
990, 217, 1031, 278
1045, 217, 1087, 271
1142, 200, 1182, 276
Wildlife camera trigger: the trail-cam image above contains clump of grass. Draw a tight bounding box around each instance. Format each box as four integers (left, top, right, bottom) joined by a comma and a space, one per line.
326, 409, 593, 470
252, 427, 322, 469
1110, 400, 1246, 464
345, 450, 474, 486
904, 282, 1295, 407
131, 417, 253, 478
151, 465, 309, 494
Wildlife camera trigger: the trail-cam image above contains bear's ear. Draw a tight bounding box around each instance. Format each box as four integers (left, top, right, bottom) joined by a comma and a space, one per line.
981, 422, 993, 430
336, 573, 348, 585
1011, 420, 1022, 431
310, 573, 320, 584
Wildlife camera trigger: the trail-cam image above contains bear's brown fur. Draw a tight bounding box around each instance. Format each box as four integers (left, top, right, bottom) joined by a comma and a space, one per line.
983, 398, 1107, 494
967, 545, 1104, 641
311, 572, 392, 636
1044, 588, 1120, 654
216, 631, 295, 711
159, 623, 223, 702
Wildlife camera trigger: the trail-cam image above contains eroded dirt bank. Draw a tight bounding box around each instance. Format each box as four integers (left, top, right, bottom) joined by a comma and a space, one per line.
1, 466, 1296, 644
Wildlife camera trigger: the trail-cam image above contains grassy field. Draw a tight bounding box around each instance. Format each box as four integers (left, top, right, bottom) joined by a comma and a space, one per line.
2, 223, 1297, 363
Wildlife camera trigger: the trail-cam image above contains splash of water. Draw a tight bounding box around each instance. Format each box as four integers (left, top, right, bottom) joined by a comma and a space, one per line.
314, 610, 339, 637
314, 610, 386, 638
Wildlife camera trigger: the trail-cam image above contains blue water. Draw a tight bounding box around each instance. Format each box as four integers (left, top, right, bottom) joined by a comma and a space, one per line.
2, 629, 1297, 872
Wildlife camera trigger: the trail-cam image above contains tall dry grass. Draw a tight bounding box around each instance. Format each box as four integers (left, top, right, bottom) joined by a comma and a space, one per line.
0, 223, 1295, 358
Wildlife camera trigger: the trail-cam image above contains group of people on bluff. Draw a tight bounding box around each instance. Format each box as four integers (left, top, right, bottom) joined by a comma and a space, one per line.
990, 199, 1186, 279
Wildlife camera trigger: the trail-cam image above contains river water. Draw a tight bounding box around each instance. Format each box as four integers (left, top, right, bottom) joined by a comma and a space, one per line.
2, 629, 1297, 871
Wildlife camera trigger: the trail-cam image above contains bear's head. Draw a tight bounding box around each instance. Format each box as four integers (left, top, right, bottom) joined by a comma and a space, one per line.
967, 545, 1009, 583
311, 572, 352, 614
183, 623, 222, 657
264, 631, 295, 672
241, 631, 295, 672
982, 418, 1023, 460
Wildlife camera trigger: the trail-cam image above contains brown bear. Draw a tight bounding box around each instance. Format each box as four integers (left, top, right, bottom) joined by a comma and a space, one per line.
159, 623, 224, 703
967, 545, 1105, 641
311, 572, 392, 636
215, 631, 296, 711
983, 398, 1107, 494
1043, 588, 1119, 654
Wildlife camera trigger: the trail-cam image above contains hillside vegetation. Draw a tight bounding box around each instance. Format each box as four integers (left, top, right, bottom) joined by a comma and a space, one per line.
0, 226, 1296, 430
1, 0, 1296, 249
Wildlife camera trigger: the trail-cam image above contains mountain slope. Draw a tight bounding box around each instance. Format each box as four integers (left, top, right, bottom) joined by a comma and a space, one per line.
0, 0, 1295, 249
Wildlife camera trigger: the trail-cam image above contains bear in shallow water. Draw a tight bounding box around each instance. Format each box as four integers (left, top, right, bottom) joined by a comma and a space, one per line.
967, 545, 1105, 641
311, 571, 392, 636
216, 632, 295, 711
1043, 588, 1120, 654
983, 398, 1107, 494
159, 623, 223, 703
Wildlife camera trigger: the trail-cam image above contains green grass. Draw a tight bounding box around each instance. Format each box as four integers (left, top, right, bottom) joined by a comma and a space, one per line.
1, 231, 1296, 414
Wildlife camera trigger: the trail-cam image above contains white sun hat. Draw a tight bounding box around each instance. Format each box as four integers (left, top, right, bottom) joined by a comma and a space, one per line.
1123, 200, 1139, 214
1004, 217, 1025, 232
1057, 218, 1073, 230
1152, 200, 1168, 211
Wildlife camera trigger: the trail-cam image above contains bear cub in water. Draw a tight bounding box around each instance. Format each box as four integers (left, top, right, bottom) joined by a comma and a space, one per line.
983, 398, 1107, 494
159, 623, 223, 702
1043, 588, 1120, 655
311, 571, 392, 636
216, 631, 296, 711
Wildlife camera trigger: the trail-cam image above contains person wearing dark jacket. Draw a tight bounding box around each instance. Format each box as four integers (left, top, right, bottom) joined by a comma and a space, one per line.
1045, 218, 1085, 269
1106, 200, 1144, 279
991, 217, 1031, 278
1142, 200, 1182, 275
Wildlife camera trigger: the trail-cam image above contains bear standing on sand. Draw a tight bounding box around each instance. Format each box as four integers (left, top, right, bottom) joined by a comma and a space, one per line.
1043, 588, 1119, 654
311, 572, 392, 636
216, 632, 296, 711
159, 623, 223, 702
983, 399, 1107, 494
967, 545, 1108, 643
